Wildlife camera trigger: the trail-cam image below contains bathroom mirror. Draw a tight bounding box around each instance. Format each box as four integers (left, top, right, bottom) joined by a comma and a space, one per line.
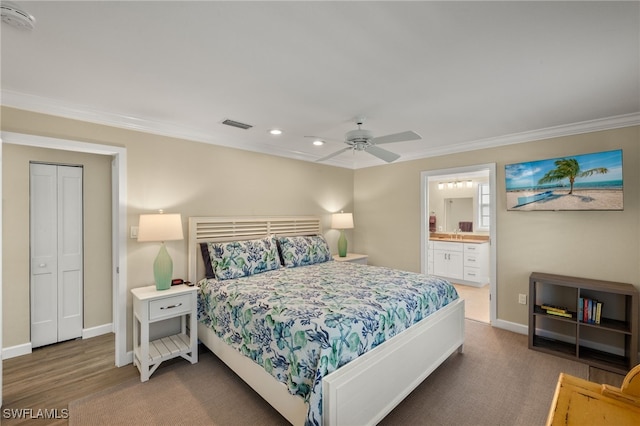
444, 197, 473, 232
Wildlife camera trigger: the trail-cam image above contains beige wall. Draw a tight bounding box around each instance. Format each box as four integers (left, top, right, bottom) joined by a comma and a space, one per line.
354, 126, 640, 328
2, 144, 113, 347
1, 107, 354, 351
2, 105, 638, 351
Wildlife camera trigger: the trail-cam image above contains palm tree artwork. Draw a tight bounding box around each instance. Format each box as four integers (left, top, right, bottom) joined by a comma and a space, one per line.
537, 158, 608, 195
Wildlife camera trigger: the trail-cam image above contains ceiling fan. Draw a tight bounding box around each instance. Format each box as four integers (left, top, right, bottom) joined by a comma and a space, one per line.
315, 119, 422, 163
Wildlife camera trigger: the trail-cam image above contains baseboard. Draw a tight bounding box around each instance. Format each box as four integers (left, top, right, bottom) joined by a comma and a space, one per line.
493, 318, 528, 335
82, 323, 113, 339
2, 342, 32, 360
2, 324, 112, 360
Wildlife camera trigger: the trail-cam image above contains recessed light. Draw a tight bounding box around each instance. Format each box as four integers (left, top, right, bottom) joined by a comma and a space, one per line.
269, 129, 283, 135
312, 140, 324, 146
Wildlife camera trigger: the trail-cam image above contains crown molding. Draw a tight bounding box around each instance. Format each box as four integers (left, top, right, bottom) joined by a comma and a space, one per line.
2, 90, 638, 170
0, 89, 331, 165
396, 112, 640, 166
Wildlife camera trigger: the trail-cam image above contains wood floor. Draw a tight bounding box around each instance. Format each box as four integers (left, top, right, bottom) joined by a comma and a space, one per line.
2, 333, 138, 425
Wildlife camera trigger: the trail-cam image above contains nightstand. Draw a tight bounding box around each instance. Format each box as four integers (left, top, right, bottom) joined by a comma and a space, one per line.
131, 284, 198, 381
333, 253, 368, 265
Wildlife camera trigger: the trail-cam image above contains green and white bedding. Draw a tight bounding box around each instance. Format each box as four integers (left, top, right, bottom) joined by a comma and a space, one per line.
197, 260, 458, 426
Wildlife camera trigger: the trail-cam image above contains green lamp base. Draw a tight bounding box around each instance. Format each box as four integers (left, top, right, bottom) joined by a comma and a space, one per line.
338, 230, 348, 257
153, 243, 173, 291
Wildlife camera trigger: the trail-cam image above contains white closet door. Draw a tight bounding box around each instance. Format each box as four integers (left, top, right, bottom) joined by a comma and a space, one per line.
30, 164, 59, 347
57, 166, 83, 341
30, 164, 83, 348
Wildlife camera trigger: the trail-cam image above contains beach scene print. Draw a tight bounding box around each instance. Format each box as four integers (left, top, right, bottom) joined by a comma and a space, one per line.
506, 149, 623, 211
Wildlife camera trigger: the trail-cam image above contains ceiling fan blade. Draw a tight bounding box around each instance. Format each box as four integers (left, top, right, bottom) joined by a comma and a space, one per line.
365, 145, 401, 163
370, 130, 422, 145
316, 147, 351, 162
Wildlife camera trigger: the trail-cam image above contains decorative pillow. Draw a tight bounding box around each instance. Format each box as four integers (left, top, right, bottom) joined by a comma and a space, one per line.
277, 235, 332, 268
207, 236, 281, 280
199, 243, 216, 279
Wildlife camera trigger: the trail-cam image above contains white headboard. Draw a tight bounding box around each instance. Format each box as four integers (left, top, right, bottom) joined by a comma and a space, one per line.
188, 216, 322, 283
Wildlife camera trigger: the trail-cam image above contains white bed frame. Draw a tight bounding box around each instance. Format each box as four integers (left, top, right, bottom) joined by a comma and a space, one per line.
188, 216, 465, 426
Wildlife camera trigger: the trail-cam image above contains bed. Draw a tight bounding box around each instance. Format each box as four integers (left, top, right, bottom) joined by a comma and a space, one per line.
188, 216, 465, 426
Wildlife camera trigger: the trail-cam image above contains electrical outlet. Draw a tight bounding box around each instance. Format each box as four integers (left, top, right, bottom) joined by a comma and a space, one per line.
518, 294, 527, 305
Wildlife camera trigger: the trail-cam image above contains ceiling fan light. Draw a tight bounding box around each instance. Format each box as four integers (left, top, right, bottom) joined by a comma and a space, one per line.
269, 129, 282, 135
312, 140, 324, 146
346, 128, 373, 142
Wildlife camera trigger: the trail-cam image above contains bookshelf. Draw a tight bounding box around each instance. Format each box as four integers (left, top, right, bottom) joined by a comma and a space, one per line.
529, 272, 638, 375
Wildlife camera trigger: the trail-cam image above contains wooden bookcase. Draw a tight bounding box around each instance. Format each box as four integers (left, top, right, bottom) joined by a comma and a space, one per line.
529, 272, 638, 375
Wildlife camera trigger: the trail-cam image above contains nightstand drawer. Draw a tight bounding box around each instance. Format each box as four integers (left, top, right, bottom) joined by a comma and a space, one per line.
149, 293, 192, 321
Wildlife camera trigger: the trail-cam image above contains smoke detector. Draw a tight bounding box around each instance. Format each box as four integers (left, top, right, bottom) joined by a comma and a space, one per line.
1, 1, 35, 30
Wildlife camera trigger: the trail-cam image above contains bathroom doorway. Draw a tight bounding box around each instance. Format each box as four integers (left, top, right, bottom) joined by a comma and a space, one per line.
420, 164, 497, 324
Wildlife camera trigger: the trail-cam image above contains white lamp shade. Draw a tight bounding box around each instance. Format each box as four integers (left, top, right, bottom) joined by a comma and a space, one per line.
137, 213, 184, 242
331, 212, 354, 230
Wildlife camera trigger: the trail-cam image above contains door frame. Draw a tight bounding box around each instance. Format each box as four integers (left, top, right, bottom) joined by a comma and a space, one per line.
1, 131, 128, 367
420, 163, 497, 324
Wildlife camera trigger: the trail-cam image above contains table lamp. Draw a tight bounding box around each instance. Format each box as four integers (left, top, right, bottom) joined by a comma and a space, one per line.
331, 212, 354, 257
137, 212, 184, 290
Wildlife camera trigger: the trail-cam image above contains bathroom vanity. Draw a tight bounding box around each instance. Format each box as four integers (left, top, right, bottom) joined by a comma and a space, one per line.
428, 234, 490, 287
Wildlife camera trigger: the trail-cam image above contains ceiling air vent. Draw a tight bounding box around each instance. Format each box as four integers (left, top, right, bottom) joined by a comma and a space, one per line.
222, 119, 253, 130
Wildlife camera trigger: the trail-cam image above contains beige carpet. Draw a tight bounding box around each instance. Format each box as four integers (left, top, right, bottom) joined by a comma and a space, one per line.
69, 351, 287, 426
70, 320, 592, 426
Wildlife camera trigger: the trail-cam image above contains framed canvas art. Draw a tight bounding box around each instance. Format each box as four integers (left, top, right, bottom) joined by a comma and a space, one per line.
505, 149, 623, 211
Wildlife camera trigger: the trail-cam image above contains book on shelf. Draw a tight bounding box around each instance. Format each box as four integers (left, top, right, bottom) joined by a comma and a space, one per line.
546, 309, 572, 318
578, 297, 583, 322
541, 304, 568, 314
578, 297, 583, 321
579, 297, 602, 324
539, 304, 572, 318
585, 298, 591, 323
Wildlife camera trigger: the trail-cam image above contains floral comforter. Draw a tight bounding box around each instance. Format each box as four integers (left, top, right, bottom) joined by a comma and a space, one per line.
197, 261, 458, 425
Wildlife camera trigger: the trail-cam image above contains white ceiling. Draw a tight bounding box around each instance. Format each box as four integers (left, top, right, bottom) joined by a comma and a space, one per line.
2, 1, 639, 169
